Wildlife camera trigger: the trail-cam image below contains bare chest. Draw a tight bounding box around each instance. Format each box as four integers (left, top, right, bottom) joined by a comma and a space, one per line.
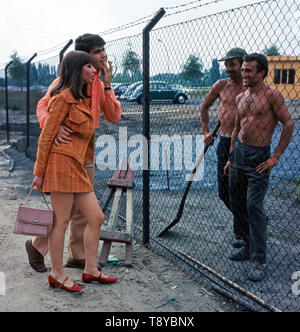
219, 85, 244, 107
238, 94, 273, 119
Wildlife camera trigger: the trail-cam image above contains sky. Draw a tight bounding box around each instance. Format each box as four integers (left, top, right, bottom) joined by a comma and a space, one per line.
0, 0, 273, 67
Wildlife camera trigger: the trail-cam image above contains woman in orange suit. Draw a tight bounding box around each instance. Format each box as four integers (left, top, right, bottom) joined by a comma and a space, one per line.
32, 51, 117, 293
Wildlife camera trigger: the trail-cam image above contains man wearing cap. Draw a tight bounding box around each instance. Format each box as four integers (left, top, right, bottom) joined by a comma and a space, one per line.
200, 47, 247, 248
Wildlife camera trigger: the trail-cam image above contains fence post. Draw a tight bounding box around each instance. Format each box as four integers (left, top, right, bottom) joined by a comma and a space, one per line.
142, 8, 166, 245
26, 53, 38, 154
5, 61, 13, 143
59, 39, 73, 64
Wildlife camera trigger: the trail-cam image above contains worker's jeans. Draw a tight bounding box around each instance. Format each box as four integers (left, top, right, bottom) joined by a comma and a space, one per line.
229, 139, 270, 265
217, 136, 243, 237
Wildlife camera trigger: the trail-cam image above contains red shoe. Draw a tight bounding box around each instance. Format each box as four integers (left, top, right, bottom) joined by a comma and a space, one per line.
82, 272, 118, 284
48, 275, 83, 293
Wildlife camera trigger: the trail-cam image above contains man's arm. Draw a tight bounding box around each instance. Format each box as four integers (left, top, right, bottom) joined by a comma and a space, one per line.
36, 78, 59, 128
200, 80, 222, 146
100, 61, 122, 123
224, 94, 242, 175
100, 87, 122, 123
36, 77, 73, 145
256, 90, 295, 174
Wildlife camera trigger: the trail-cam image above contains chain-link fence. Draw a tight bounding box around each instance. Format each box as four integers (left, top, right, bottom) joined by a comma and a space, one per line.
0, 0, 299, 312
94, 0, 299, 312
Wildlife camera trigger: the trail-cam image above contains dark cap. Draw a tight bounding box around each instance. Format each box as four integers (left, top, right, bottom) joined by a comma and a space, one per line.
219, 48, 247, 62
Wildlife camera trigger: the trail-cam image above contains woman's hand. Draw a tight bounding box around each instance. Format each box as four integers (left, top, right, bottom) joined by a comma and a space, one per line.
32, 176, 44, 193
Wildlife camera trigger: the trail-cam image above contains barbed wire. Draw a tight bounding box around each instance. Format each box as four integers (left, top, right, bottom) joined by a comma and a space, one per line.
98, 0, 224, 36
0, 0, 276, 69
165, 0, 211, 10
98, 11, 159, 36
165, 0, 224, 17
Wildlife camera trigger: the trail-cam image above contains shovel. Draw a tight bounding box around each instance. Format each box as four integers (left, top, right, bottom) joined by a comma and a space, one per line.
157, 121, 220, 237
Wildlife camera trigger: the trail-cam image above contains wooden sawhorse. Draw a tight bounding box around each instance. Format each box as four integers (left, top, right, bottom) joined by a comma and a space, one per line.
98, 159, 134, 267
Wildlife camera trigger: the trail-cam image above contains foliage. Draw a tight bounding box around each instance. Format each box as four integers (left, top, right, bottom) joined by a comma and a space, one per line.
122, 49, 142, 83
263, 44, 281, 56
6, 51, 59, 88
210, 59, 221, 85
114, 52, 226, 87
8, 52, 26, 90
180, 54, 204, 84
31, 63, 58, 87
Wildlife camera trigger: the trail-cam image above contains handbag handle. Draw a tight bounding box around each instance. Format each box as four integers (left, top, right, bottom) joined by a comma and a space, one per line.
23, 187, 52, 211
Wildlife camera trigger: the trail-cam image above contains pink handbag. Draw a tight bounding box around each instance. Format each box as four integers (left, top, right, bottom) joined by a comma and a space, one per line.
14, 188, 53, 237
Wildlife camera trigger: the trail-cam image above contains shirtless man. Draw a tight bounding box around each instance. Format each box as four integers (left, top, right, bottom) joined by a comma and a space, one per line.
225, 53, 294, 282
200, 48, 247, 248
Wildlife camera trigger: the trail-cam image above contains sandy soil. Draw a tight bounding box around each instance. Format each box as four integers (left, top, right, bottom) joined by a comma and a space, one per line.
0, 143, 232, 313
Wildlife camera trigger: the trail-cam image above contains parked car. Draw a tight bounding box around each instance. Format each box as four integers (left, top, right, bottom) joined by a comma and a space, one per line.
127, 81, 190, 104
120, 81, 143, 100
170, 84, 185, 91
113, 83, 131, 98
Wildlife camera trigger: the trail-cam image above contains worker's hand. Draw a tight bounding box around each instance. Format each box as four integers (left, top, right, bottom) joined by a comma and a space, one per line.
54, 125, 73, 147
256, 155, 280, 175
32, 176, 44, 193
204, 133, 214, 147
224, 160, 231, 175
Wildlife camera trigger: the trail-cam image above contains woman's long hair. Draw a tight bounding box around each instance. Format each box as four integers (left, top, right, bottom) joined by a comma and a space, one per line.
50, 51, 93, 99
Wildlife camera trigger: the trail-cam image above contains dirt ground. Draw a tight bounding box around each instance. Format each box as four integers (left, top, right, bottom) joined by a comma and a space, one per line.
0, 142, 233, 313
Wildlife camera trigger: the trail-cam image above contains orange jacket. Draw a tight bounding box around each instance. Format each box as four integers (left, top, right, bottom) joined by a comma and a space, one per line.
36, 74, 122, 129
34, 89, 94, 178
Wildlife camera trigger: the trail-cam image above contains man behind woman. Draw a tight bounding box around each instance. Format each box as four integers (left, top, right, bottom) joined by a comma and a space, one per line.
32, 51, 117, 293
26, 34, 122, 273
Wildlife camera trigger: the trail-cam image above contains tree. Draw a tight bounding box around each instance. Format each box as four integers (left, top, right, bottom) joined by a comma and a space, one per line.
210, 59, 221, 85
122, 50, 142, 82
263, 44, 281, 56
30, 63, 38, 84
180, 55, 204, 85
8, 51, 26, 90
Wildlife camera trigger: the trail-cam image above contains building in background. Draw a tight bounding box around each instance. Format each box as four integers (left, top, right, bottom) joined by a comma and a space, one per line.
266, 56, 300, 99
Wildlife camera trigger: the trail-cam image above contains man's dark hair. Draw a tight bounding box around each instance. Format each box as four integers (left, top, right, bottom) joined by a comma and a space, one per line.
50, 51, 92, 99
75, 33, 106, 53
244, 53, 269, 79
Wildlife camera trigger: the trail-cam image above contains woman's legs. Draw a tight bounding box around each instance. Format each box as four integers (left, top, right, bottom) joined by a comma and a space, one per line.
74, 191, 105, 276
49, 192, 74, 287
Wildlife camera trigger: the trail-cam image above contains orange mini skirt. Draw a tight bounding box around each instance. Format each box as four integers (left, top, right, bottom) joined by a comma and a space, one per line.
42, 153, 93, 193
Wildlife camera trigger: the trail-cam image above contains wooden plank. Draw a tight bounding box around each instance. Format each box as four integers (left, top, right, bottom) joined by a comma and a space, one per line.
125, 242, 133, 267
106, 188, 123, 232
125, 168, 134, 181
107, 179, 134, 189
100, 230, 132, 244
126, 189, 133, 234
99, 186, 115, 213
99, 240, 112, 266
98, 157, 135, 267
